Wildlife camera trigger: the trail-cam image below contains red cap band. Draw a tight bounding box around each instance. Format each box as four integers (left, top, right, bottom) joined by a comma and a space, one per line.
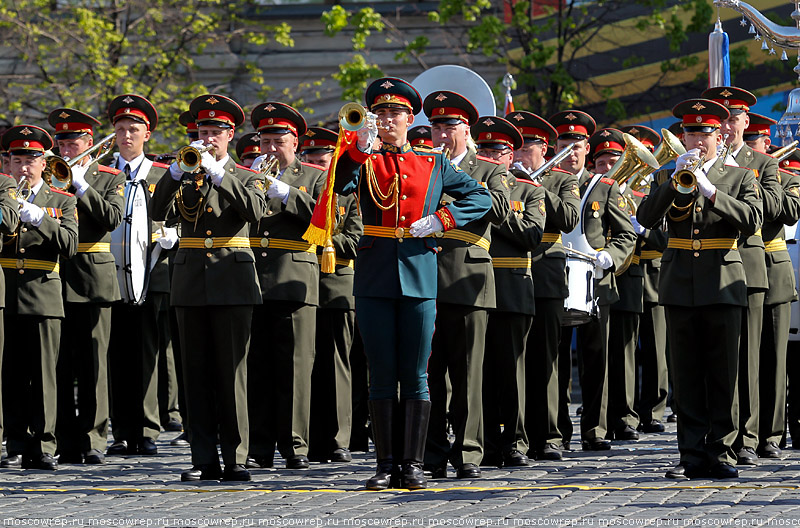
430, 106, 470, 123
782, 159, 800, 169
9, 140, 45, 151
196, 109, 236, 127
113, 107, 151, 129
411, 138, 433, 147
371, 94, 412, 111
682, 114, 722, 128
517, 127, 550, 143
475, 131, 515, 148
55, 122, 93, 135
555, 124, 589, 137
257, 117, 298, 135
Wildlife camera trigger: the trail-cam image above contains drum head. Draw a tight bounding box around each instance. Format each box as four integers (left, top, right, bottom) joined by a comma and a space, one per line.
110, 180, 151, 304
411, 65, 496, 127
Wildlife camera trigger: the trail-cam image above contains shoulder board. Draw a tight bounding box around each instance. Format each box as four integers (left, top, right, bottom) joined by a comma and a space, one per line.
517, 179, 541, 187
98, 165, 121, 175
632, 190, 645, 197
235, 163, 258, 174
600, 177, 615, 185
301, 162, 326, 171
151, 161, 169, 169
50, 187, 74, 197
550, 167, 571, 175
2, 173, 12, 179
412, 146, 436, 155
476, 155, 502, 165
779, 168, 796, 177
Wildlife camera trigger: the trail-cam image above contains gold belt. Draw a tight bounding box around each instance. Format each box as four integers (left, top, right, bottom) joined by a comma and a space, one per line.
639, 250, 663, 260
0, 258, 59, 273
249, 238, 316, 253
492, 257, 532, 269
151, 233, 160, 243
631, 255, 641, 265
764, 238, 788, 253
362, 225, 491, 252
77, 242, 111, 253
667, 238, 738, 251
317, 255, 355, 269
541, 233, 562, 244
363, 225, 416, 239
436, 229, 491, 252
180, 237, 250, 249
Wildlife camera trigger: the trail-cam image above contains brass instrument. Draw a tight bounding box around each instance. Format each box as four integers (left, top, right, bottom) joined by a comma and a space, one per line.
628, 128, 686, 192
339, 103, 367, 132
773, 140, 799, 163
605, 133, 660, 189
176, 144, 215, 173
256, 154, 279, 190
434, 143, 451, 159
43, 132, 116, 191
671, 134, 730, 193
528, 141, 577, 183
16, 177, 32, 203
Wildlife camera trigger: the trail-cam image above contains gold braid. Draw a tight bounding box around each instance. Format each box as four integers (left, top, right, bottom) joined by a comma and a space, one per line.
365, 158, 399, 211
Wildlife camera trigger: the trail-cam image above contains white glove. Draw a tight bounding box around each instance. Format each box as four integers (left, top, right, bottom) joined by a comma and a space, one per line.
631, 215, 646, 235
20, 201, 45, 227
266, 175, 290, 203
409, 214, 444, 238
357, 113, 379, 153
157, 227, 179, 250
169, 161, 183, 180
674, 149, 702, 172
201, 150, 226, 186
70, 164, 90, 197
595, 250, 613, 270
250, 154, 268, 172
695, 170, 716, 199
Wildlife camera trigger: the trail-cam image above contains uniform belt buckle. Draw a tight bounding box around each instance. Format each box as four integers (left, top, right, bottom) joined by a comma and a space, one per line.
394, 227, 405, 238
16, 259, 24, 269
260, 238, 269, 248
691, 239, 701, 251
204, 238, 214, 249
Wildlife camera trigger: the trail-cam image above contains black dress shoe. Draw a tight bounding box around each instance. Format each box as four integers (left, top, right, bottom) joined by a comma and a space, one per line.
0, 454, 22, 468
582, 438, 612, 451
667, 413, 677, 423
401, 461, 427, 489
170, 432, 190, 447
163, 419, 183, 432
83, 450, 105, 464
423, 464, 447, 479
24, 454, 58, 470
330, 448, 352, 462
223, 464, 251, 481
503, 450, 529, 467
736, 447, 758, 466
106, 440, 128, 456
757, 441, 781, 459
181, 465, 222, 482
709, 462, 738, 479
665, 462, 707, 479
58, 451, 84, 464
455, 463, 481, 479
286, 455, 309, 469
615, 425, 640, 441
366, 461, 394, 490
538, 443, 563, 461
138, 438, 158, 456
245, 455, 273, 469
640, 420, 665, 433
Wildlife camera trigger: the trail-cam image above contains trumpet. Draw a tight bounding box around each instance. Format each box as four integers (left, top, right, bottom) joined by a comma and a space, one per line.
773, 140, 799, 163
176, 144, 215, 173
434, 143, 451, 159
672, 134, 730, 193
43, 132, 116, 191
338, 102, 391, 132
529, 142, 577, 183
16, 176, 32, 204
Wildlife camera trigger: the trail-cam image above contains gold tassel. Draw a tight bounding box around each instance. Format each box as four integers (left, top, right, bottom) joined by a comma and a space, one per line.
321, 237, 336, 274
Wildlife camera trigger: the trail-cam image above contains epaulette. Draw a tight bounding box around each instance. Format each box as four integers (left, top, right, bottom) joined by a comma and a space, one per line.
632, 190, 645, 197
600, 177, 615, 185
301, 161, 326, 171
151, 162, 169, 169
235, 163, 258, 174
550, 167, 571, 175
476, 155, 502, 165
50, 187, 74, 197
2, 173, 12, 179
98, 165, 122, 175
412, 146, 436, 154
516, 179, 541, 187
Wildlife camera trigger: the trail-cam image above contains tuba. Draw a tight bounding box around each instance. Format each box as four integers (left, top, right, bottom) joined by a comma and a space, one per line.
628, 128, 686, 192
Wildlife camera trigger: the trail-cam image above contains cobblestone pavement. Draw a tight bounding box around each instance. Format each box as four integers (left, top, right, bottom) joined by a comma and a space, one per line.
2, 406, 800, 526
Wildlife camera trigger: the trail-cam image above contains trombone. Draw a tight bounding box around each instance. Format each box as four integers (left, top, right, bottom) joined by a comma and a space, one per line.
43, 132, 117, 191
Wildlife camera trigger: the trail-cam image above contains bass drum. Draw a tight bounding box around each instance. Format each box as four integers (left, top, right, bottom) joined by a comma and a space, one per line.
411, 65, 496, 127
563, 252, 597, 326
787, 222, 800, 341
110, 180, 151, 305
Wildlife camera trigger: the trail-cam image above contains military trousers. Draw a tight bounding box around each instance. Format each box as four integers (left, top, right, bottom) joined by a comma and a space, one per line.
665, 304, 741, 467
760, 301, 791, 446
108, 293, 167, 444
2, 314, 60, 457
575, 304, 610, 442
56, 302, 112, 454
309, 307, 355, 458
0, 313, 3, 451
156, 298, 180, 428
527, 298, 564, 452
636, 302, 668, 424
607, 310, 640, 434
248, 301, 315, 462
787, 341, 800, 446
177, 305, 251, 467
736, 290, 765, 452
348, 326, 370, 452
557, 327, 574, 447
483, 310, 532, 459
168, 306, 187, 427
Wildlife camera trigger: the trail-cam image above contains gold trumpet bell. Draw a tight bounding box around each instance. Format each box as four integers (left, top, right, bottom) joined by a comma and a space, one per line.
604, 133, 660, 186
339, 103, 367, 132
44, 156, 72, 190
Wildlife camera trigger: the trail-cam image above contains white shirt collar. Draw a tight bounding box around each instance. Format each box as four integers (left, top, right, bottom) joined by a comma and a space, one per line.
118, 152, 146, 178
450, 149, 468, 167
29, 178, 45, 201
730, 143, 744, 160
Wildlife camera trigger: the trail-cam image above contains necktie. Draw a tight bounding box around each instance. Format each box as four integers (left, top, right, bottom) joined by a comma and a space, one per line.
124, 164, 132, 180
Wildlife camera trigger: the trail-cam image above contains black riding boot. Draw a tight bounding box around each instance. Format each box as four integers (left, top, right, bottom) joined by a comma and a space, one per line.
366, 399, 395, 490
401, 399, 432, 490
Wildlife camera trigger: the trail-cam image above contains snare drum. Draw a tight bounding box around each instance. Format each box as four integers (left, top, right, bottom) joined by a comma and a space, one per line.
563, 252, 597, 326
110, 180, 151, 304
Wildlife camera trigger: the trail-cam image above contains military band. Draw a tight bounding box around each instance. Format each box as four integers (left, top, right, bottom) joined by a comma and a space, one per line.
2, 77, 800, 486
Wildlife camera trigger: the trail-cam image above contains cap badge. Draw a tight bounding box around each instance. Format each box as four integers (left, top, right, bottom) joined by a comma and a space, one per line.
628, 129, 639, 137
58, 112, 70, 119
723, 100, 730, 106
123, 108, 130, 115
265, 104, 276, 112
784, 161, 789, 166
251, 135, 260, 142
383, 94, 392, 101
695, 116, 703, 123
23, 141, 30, 148
600, 129, 611, 137
512, 113, 524, 121
206, 96, 219, 105
486, 133, 492, 139
309, 140, 315, 146
565, 113, 577, 121
306, 130, 316, 137
209, 111, 216, 117
720, 89, 733, 97
691, 102, 705, 111
483, 118, 495, 126
19, 128, 32, 136
268, 118, 274, 124
568, 125, 575, 131
604, 141, 610, 147
435, 93, 447, 102
438, 108, 445, 114
122, 96, 135, 104
62, 124, 68, 130
380, 80, 394, 89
